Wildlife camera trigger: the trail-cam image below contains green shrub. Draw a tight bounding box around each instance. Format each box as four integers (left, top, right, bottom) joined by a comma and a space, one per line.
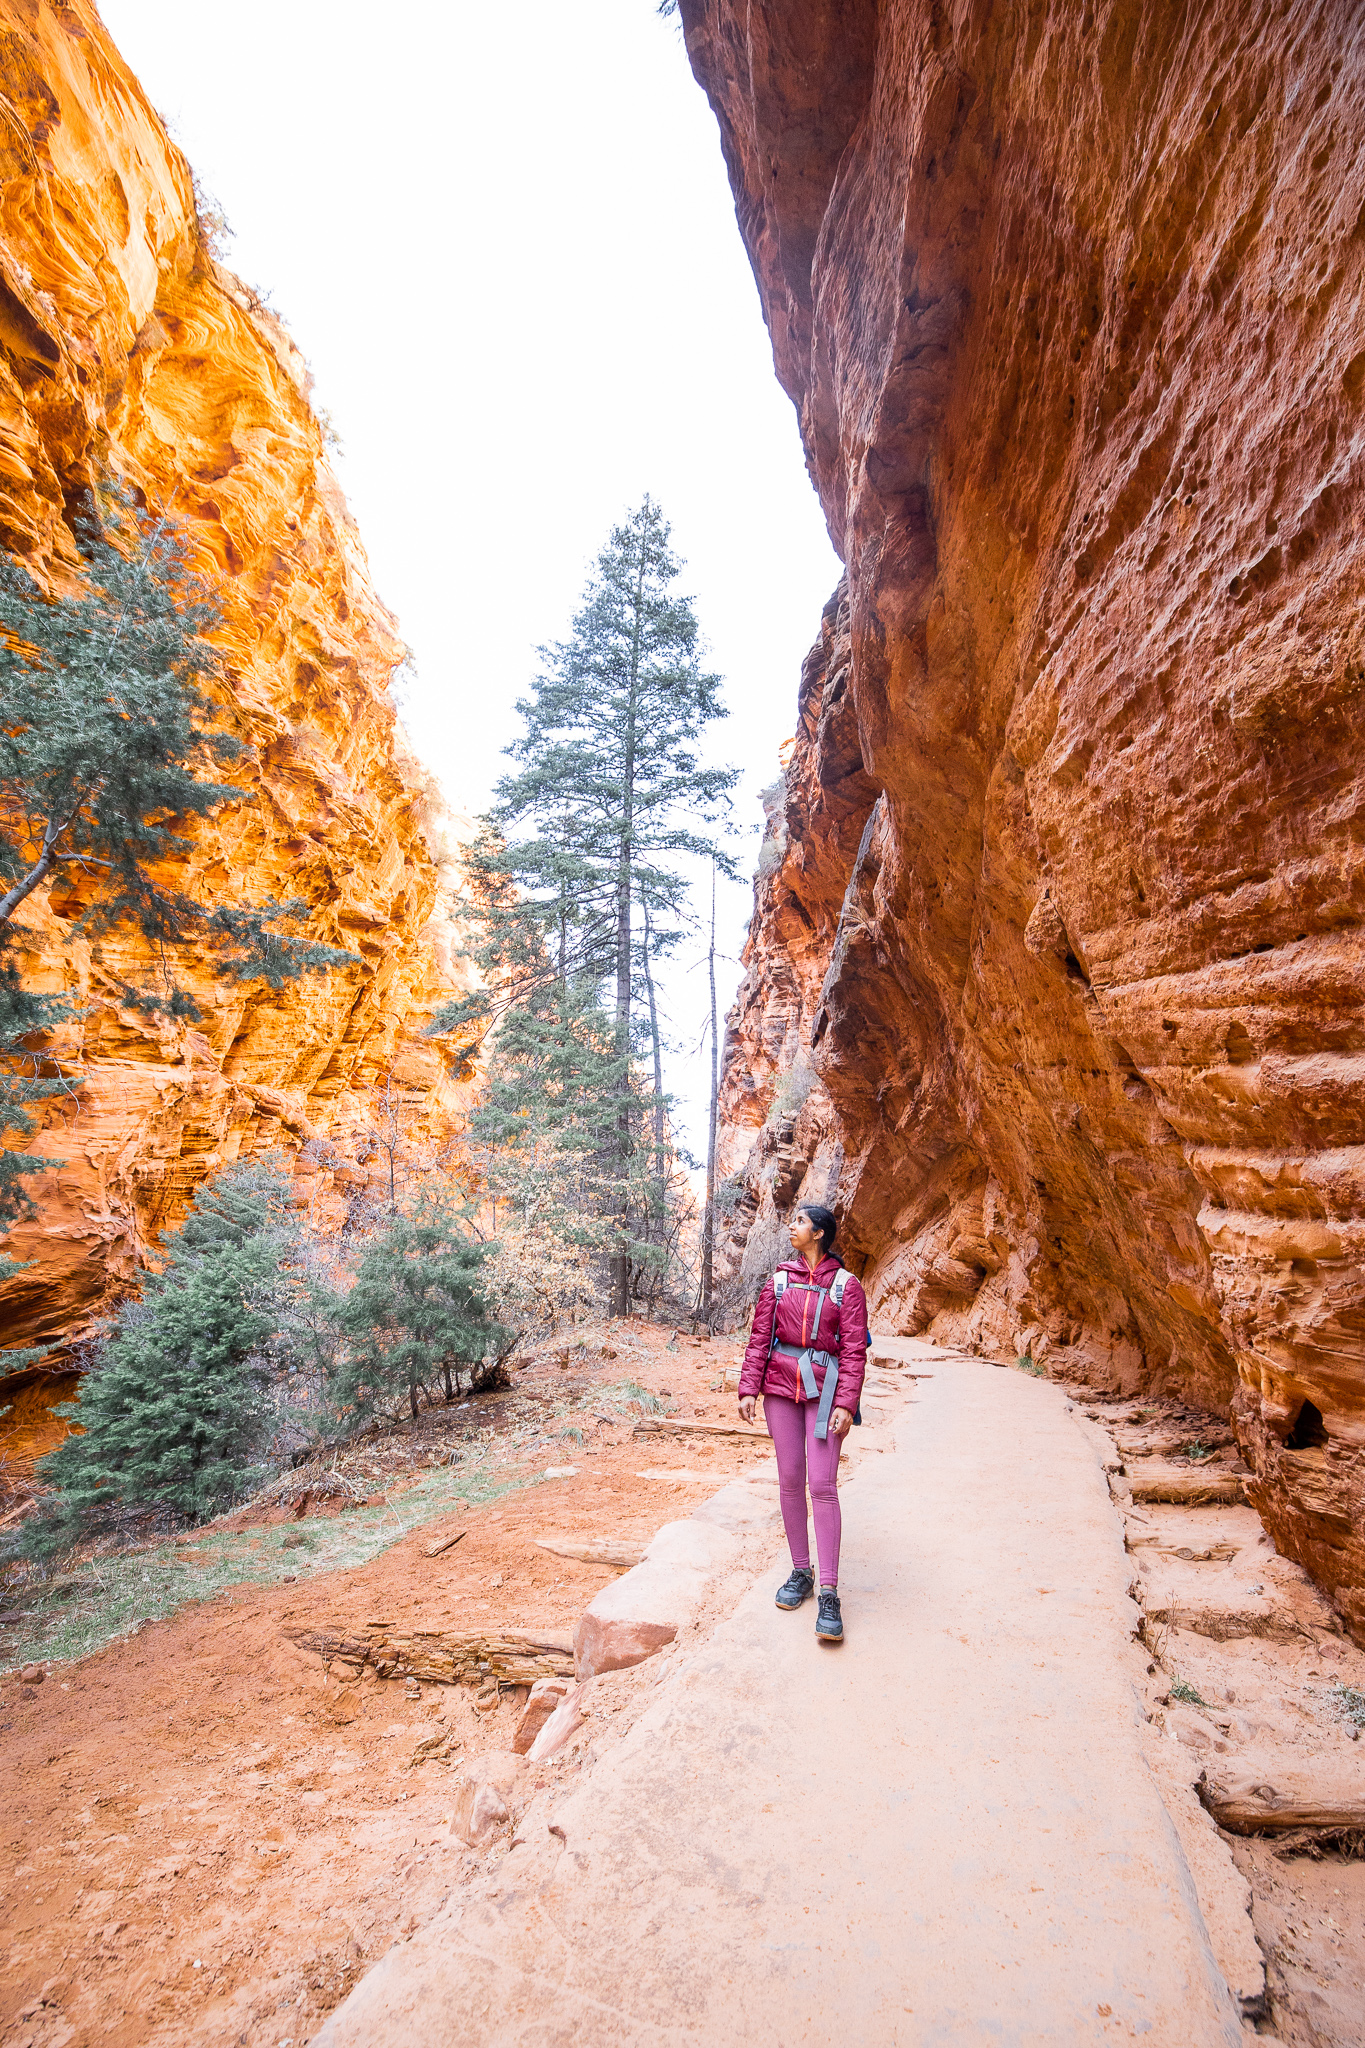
1328, 1682, 1365, 1729
328, 1199, 509, 1423
30, 1159, 299, 1541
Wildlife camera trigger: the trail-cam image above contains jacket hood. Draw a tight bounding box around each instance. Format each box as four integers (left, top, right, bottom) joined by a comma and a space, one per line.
777, 1254, 845, 1281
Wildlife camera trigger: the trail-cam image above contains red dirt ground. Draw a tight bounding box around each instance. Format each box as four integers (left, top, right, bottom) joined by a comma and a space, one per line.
0, 1323, 763, 2048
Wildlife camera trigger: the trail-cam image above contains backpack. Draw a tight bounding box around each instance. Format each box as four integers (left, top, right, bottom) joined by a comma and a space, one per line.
768, 1266, 865, 1435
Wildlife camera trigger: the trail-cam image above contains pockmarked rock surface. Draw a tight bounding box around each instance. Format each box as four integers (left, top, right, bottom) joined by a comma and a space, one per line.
317, 1361, 1245, 2047
684, 0, 1365, 1636
0, 2, 472, 1383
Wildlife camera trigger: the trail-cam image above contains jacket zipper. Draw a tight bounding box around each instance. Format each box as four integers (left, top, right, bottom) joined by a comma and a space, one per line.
787, 1276, 829, 1390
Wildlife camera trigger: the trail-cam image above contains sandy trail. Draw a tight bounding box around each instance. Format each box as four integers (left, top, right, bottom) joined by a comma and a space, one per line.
316, 1356, 1246, 2047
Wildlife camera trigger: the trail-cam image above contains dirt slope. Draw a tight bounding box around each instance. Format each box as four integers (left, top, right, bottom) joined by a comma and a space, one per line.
0, 1326, 762, 2046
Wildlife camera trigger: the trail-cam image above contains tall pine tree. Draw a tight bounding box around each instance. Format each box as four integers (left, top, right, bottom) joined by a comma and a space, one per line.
490, 498, 736, 1313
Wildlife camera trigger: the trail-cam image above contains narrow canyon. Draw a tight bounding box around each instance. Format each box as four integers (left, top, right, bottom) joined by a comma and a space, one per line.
689, 0, 1365, 1645
2, 3, 1365, 2042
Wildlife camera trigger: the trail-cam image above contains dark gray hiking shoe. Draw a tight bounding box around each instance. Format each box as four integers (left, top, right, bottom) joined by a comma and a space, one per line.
775, 1568, 815, 1610
816, 1589, 843, 1641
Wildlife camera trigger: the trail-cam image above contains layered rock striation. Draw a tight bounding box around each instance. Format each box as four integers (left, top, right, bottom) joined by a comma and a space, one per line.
688, 0, 1365, 1633
0, 0, 467, 1377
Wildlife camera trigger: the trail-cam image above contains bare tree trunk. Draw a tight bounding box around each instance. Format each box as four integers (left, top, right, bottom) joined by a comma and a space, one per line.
641, 896, 666, 1223
370, 1072, 404, 1212
701, 858, 719, 1325
0, 826, 61, 926
611, 540, 647, 1317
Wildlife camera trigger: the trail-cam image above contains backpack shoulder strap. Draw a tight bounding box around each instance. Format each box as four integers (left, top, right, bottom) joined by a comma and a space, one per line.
765, 1270, 788, 1364
830, 1269, 849, 1306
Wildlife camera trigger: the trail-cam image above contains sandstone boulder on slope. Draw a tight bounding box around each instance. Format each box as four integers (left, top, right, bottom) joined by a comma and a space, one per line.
574, 1518, 738, 1679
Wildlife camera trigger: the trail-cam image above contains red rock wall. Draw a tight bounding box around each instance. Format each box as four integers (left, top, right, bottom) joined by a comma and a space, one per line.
0, 1, 469, 1379
688, 0, 1365, 1635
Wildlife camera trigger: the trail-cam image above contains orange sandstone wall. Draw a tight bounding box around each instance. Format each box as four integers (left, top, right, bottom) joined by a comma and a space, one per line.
0, 0, 467, 1368
688, 0, 1365, 1635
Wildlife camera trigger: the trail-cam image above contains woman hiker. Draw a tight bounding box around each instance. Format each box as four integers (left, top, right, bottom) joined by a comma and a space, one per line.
737, 1202, 868, 1642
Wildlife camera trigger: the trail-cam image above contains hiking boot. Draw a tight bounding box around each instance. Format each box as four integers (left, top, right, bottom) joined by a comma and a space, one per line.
775, 1568, 815, 1610
816, 1588, 843, 1642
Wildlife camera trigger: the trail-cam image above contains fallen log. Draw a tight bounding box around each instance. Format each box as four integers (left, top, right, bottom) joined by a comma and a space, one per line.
1128, 1464, 1247, 1506
632, 1418, 765, 1442
1127, 1538, 1240, 1562
425, 1529, 467, 1558
1200, 1756, 1365, 1834
1139, 1592, 1303, 1644
285, 1623, 575, 1688
535, 1536, 642, 1568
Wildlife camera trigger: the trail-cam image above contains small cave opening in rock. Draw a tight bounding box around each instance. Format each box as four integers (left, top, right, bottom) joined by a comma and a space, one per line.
1225, 1019, 1255, 1065
1286, 1399, 1328, 1450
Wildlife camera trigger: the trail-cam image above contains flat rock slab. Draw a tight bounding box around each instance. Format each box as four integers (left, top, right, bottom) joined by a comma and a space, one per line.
535, 1537, 643, 1568
574, 1519, 739, 1680
1201, 1751, 1365, 1832
318, 1363, 1243, 2047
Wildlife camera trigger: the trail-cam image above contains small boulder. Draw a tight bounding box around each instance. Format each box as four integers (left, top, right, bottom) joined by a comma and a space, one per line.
527, 1682, 589, 1762
19, 1664, 44, 1685
513, 1676, 572, 1755
449, 1750, 526, 1847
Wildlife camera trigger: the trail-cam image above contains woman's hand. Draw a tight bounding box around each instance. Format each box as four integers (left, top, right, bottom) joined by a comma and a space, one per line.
738, 1396, 757, 1425
830, 1407, 853, 1437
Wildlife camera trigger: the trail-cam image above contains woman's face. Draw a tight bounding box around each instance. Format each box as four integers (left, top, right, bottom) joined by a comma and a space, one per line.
790, 1209, 820, 1257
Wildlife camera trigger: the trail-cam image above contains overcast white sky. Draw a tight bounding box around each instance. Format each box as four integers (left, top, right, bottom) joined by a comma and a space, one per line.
99, 0, 841, 1159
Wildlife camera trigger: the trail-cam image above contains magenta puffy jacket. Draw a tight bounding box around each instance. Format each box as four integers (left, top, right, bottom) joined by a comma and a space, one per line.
738, 1255, 868, 1416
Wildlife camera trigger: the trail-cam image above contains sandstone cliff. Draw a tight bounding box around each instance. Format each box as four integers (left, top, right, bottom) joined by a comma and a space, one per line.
0, 0, 467, 1387
688, 0, 1365, 1635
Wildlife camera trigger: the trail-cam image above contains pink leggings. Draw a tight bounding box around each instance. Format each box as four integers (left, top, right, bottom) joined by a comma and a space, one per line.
764, 1393, 843, 1588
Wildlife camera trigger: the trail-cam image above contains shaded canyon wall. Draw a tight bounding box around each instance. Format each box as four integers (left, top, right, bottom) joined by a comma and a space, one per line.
0, 0, 470, 1384
685, 0, 1365, 1635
